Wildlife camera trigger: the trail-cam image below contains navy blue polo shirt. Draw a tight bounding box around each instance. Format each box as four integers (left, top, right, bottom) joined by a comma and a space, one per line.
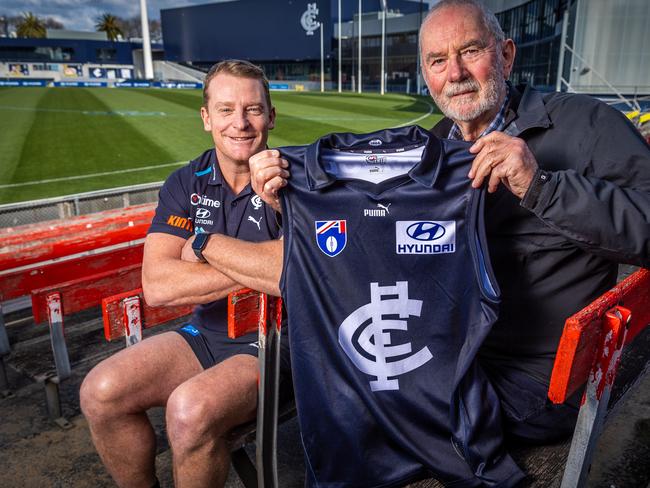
148, 148, 281, 332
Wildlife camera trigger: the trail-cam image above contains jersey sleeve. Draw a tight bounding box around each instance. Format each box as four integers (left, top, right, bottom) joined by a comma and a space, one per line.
148, 167, 194, 239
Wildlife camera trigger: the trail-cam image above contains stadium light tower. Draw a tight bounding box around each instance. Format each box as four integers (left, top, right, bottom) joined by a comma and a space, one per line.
338, 0, 342, 92
358, 0, 362, 93
380, 0, 387, 95
320, 22, 325, 92
140, 0, 154, 80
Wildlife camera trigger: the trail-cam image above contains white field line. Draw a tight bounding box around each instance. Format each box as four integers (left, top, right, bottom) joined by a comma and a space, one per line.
395, 99, 436, 127
0, 100, 437, 124
0, 98, 436, 190
0, 161, 187, 189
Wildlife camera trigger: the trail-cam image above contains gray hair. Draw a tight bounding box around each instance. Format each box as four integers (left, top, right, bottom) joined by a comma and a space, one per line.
420, 0, 506, 52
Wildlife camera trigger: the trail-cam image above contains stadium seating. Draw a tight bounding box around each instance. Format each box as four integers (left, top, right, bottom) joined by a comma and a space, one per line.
102, 287, 291, 488
433, 268, 649, 488
0, 205, 152, 423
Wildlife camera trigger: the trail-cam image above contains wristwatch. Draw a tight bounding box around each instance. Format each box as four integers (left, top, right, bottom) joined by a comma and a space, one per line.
192, 233, 211, 262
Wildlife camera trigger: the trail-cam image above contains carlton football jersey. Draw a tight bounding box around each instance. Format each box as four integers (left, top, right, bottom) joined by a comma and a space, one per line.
279, 126, 524, 487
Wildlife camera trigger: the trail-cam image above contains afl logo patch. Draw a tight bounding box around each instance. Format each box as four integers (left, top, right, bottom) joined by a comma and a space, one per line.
315, 220, 347, 257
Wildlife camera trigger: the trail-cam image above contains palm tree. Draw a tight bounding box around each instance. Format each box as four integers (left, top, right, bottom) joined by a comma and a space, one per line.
95, 13, 123, 41
16, 12, 46, 38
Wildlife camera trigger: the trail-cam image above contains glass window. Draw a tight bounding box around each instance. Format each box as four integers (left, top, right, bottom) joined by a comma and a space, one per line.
96, 48, 117, 62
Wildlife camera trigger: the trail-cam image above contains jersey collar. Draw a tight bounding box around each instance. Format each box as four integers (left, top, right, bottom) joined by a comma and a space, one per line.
207, 149, 224, 186
305, 126, 444, 191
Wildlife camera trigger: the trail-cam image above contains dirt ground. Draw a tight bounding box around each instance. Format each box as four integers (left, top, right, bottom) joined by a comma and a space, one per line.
0, 305, 649, 488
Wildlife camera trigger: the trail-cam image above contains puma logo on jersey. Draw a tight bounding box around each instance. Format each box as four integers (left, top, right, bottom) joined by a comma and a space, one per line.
363, 202, 391, 217
248, 215, 262, 230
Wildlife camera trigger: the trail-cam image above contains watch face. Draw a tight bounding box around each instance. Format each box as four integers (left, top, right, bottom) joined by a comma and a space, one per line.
193, 232, 209, 250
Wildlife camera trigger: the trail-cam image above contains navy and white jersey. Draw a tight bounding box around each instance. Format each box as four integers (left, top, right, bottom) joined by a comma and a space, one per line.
279, 126, 524, 487
148, 148, 281, 332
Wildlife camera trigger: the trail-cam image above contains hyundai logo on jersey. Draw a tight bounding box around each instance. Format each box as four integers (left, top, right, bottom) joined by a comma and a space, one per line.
396, 221, 456, 254
315, 220, 347, 257
196, 208, 211, 219
407, 221, 446, 241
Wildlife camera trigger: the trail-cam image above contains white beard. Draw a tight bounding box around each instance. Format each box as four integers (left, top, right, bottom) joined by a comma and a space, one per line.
432, 65, 505, 123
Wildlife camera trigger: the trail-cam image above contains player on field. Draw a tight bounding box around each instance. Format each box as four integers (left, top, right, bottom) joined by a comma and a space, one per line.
244, 0, 650, 445
80, 60, 288, 488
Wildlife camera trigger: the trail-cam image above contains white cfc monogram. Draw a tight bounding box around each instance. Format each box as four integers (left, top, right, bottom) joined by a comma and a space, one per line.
338, 281, 433, 391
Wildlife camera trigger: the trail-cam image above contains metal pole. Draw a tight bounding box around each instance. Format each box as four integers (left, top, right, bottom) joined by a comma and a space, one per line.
140, 0, 154, 79
358, 0, 362, 94
381, 1, 387, 95
416, 0, 423, 95
555, 9, 569, 92
338, 0, 342, 92
320, 23, 325, 92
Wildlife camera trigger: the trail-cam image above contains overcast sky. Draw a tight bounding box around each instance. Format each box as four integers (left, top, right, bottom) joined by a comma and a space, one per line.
1, 0, 233, 31
2, 1, 433, 32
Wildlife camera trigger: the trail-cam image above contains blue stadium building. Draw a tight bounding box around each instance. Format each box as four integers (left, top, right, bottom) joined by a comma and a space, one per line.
0, 30, 163, 84
161, 0, 427, 91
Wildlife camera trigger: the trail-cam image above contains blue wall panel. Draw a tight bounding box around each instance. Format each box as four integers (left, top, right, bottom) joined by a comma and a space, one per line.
162, 0, 331, 63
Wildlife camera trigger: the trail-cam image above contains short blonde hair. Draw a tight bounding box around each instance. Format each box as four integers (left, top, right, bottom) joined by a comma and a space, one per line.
202, 59, 272, 109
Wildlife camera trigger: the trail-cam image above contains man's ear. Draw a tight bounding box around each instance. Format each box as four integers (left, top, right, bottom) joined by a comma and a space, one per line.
200, 106, 211, 132
268, 106, 276, 130
501, 39, 516, 79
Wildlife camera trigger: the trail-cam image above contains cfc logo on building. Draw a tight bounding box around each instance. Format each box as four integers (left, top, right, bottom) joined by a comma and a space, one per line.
301, 3, 320, 36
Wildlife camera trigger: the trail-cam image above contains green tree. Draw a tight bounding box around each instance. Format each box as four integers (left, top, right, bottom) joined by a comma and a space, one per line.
16, 12, 46, 38
95, 13, 123, 41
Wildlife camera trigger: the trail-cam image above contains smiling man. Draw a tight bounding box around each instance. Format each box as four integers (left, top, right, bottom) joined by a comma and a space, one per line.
80, 60, 288, 488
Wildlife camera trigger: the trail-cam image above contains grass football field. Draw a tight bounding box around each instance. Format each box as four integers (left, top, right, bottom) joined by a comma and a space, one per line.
0, 87, 442, 204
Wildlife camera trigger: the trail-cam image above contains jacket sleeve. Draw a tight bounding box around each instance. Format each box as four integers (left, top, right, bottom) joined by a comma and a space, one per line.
520, 101, 650, 267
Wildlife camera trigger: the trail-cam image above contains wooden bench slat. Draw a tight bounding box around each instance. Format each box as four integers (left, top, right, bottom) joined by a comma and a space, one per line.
227, 288, 268, 338
616, 268, 650, 343
31, 264, 143, 324
0, 223, 149, 272
102, 288, 193, 341
0, 204, 154, 247
548, 268, 650, 404
0, 244, 144, 302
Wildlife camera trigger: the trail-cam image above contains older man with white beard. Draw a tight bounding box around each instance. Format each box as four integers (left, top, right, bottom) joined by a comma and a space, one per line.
247, 0, 650, 445
419, 0, 650, 442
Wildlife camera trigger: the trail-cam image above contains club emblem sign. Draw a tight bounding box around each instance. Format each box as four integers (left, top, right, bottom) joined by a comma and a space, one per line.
301, 3, 320, 36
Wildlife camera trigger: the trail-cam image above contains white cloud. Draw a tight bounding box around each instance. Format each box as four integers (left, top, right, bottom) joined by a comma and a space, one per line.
1, 0, 215, 31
